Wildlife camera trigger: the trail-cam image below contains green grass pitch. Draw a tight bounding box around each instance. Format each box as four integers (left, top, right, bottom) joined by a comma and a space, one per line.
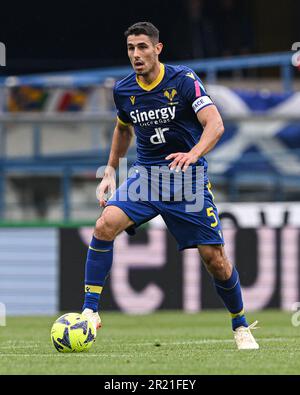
0, 310, 299, 375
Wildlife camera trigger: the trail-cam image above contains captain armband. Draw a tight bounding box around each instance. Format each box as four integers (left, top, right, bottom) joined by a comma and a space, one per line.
192, 96, 214, 113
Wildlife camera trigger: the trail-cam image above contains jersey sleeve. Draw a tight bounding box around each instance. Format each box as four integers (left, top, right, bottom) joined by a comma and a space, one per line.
113, 84, 132, 125
179, 69, 214, 114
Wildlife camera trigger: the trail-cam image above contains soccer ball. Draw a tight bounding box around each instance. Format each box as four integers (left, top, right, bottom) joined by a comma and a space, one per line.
50, 313, 96, 353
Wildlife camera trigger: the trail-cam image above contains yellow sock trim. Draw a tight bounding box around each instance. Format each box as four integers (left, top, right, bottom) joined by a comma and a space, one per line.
85, 285, 103, 294
231, 309, 245, 319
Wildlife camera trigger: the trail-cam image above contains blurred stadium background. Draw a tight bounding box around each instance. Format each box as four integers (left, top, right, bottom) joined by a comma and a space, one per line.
0, 0, 300, 318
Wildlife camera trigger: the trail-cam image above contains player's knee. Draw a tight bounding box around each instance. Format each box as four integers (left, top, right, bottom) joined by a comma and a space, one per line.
200, 246, 231, 279
211, 255, 228, 277
205, 252, 224, 271
94, 215, 117, 241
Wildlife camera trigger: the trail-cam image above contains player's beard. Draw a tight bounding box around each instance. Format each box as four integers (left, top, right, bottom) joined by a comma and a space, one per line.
134, 62, 148, 76
135, 69, 145, 76
132, 51, 158, 76
135, 59, 156, 77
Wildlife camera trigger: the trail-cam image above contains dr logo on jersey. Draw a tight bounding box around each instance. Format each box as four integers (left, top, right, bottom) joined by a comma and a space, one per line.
150, 127, 169, 144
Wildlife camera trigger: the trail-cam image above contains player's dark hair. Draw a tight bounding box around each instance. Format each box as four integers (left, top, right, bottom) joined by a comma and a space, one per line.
124, 22, 159, 44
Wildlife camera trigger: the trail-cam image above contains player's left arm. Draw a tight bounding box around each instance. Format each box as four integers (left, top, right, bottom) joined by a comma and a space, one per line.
166, 105, 224, 172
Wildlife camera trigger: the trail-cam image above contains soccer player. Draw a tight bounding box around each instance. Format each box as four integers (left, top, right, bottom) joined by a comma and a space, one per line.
82, 22, 259, 349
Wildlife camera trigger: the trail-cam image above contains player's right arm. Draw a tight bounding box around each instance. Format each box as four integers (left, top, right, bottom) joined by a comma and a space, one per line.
98, 119, 133, 207
107, 118, 134, 170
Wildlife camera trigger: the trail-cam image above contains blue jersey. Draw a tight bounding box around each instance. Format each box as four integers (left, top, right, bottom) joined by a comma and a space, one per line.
113, 63, 214, 171
108, 63, 224, 249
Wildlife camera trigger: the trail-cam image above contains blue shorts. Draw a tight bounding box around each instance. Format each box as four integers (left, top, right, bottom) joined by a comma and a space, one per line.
106, 167, 224, 251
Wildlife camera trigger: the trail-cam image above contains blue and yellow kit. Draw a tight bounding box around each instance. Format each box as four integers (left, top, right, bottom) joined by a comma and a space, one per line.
106, 63, 224, 250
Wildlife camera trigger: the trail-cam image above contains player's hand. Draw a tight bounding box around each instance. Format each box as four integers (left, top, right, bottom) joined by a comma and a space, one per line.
165, 151, 200, 172
96, 171, 116, 207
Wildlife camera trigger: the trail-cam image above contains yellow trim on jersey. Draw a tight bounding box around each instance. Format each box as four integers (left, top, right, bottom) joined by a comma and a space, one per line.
136, 63, 165, 91
207, 181, 215, 201
117, 116, 131, 126
85, 285, 103, 294
89, 246, 110, 253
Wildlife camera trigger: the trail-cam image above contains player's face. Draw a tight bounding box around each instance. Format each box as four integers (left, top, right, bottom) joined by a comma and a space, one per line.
127, 34, 163, 76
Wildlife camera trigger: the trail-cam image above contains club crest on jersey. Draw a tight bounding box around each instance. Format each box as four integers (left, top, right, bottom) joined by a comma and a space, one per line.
164, 88, 177, 103
129, 96, 136, 105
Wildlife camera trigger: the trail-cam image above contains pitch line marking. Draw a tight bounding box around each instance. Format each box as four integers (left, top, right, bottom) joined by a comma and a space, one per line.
131, 337, 295, 346
0, 337, 297, 356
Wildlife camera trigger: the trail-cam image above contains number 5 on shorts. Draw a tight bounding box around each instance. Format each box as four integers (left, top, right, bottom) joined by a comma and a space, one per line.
206, 207, 218, 227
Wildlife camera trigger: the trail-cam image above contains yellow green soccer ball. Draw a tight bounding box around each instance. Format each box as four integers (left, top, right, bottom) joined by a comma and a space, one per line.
50, 313, 96, 353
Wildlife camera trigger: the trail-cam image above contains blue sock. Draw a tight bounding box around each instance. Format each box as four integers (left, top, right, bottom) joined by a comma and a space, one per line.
82, 236, 114, 312
213, 266, 248, 330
